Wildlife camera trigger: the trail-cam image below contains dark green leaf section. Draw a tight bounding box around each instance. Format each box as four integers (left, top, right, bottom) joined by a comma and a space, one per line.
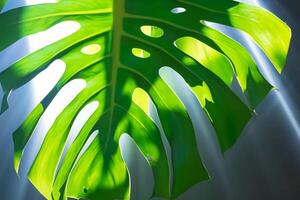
0, 0, 291, 199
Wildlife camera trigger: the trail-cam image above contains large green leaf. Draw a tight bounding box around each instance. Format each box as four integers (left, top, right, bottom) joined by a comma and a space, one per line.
0, 0, 291, 199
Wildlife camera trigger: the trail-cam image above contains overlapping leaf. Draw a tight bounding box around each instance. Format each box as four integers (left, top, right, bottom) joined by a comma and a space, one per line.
0, 0, 291, 199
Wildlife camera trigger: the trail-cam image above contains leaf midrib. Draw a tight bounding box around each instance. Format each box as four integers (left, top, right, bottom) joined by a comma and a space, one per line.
104, 0, 126, 149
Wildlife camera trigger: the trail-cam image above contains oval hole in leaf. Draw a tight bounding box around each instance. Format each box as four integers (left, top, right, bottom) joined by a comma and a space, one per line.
171, 7, 186, 14
81, 44, 101, 55
140, 25, 164, 38
132, 48, 151, 58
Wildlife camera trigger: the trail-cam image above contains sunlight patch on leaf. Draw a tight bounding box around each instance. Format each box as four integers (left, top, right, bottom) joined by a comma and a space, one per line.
174, 36, 233, 86
132, 88, 150, 115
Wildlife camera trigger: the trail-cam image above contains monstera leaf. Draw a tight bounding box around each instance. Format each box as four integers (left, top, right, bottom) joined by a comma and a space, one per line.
0, 0, 291, 199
